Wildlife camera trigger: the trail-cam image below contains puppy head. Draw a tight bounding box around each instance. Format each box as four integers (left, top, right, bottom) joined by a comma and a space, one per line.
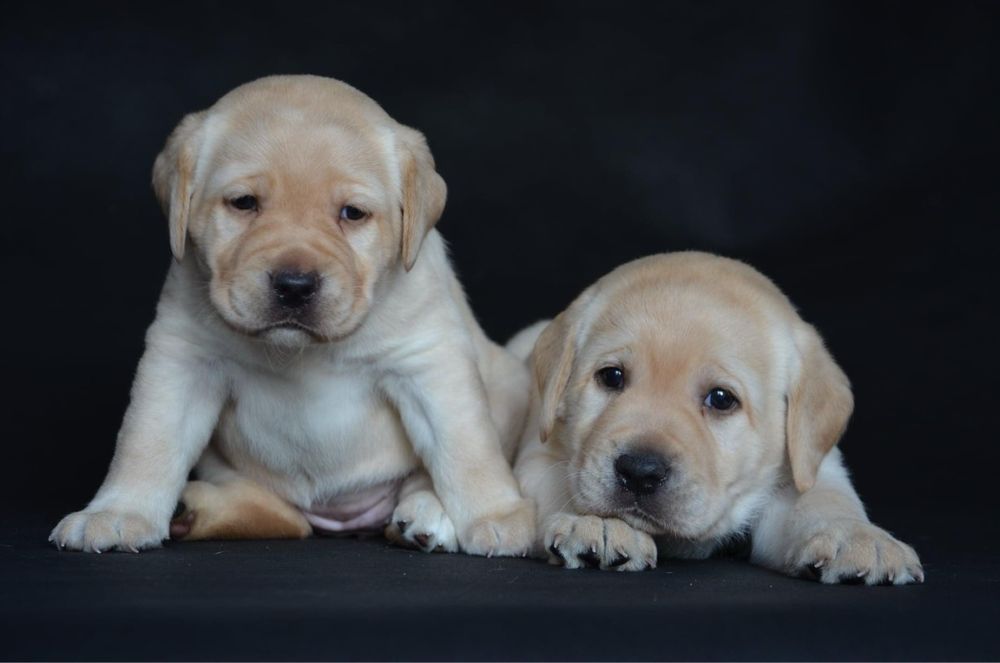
532, 252, 853, 541
152, 75, 446, 346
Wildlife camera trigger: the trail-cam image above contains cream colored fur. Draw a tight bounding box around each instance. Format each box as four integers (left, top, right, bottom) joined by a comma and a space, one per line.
49, 75, 533, 556
512, 252, 923, 584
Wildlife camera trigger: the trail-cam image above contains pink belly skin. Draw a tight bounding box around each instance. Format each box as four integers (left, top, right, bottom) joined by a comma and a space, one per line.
303, 480, 402, 533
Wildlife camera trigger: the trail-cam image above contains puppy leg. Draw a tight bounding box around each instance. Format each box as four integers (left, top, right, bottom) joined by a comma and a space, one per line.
751, 449, 923, 585
383, 354, 535, 557
171, 479, 311, 541
50, 332, 227, 553
481, 344, 532, 461
513, 434, 574, 558
384, 470, 458, 552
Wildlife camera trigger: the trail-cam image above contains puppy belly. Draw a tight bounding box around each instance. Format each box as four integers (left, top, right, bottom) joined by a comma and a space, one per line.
304, 479, 403, 533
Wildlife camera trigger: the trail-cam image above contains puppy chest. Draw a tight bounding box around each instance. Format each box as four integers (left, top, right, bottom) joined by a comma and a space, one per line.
222, 370, 417, 480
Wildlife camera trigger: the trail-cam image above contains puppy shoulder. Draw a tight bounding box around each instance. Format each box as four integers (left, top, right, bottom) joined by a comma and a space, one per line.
144, 258, 237, 361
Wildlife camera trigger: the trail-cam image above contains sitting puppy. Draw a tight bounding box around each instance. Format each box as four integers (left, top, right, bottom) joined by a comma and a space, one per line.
512, 252, 923, 584
50, 75, 533, 556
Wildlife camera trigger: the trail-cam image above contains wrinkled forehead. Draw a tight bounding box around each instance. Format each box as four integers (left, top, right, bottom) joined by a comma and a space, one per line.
200, 107, 397, 193
581, 282, 780, 378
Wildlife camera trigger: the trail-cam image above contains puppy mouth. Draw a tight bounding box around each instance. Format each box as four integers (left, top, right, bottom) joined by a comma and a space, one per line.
620, 505, 669, 534
253, 320, 327, 341
619, 497, 726, 542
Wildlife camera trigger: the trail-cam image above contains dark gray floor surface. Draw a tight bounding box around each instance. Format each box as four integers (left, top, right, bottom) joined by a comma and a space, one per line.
2, 508, 997, 660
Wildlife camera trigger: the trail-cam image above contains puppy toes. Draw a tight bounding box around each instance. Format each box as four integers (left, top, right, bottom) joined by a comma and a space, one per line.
50, 510, 165, 553
544, 513, 657, 572
790, 520, 923, 585
169, 502, 196, 539
461, 499, 536, 557
385, 489, 458, 553
169, 481, 221, 541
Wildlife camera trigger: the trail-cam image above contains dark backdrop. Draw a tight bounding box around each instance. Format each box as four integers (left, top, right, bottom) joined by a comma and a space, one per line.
2, 6, 999, 657
4, 1, 996, 516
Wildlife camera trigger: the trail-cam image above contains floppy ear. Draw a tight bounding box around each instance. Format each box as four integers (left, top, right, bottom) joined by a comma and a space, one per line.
396, 126, 447, 271
531, 290, 595, 443
532, 312, 576, 443
786, 322, 854, 493
152, 112, 207, 261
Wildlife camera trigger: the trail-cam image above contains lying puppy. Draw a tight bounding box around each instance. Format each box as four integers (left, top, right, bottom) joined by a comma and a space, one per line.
50, 75, 533, 556
512, 252, 923, 584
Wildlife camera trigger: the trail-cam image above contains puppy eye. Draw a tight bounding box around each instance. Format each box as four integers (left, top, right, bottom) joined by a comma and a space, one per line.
340, 205, 368, 222
704, 387, 739, 411
229, 195, 258, 212
595, 366, 626, 391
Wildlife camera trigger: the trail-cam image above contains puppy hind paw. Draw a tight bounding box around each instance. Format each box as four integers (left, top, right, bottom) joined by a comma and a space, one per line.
169, 501, 196, 540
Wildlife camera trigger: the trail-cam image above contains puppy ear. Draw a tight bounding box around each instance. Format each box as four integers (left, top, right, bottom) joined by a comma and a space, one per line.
396, 126, 447, 271
786, 322, 854, 492
531, 289, 596, 443
532, 312, 576, 443
152, 112, 206, 261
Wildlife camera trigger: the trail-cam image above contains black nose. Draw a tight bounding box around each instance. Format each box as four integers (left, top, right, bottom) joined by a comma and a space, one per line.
614, 452, 670, 496
271, 270, 320, 308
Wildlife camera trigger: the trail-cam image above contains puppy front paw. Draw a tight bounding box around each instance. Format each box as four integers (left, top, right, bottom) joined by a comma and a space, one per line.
544, 513, 657, 571
788, 519, 923, 585
385, 489, 458, 553
50, 510, 166, 553
460, 499, 536, 557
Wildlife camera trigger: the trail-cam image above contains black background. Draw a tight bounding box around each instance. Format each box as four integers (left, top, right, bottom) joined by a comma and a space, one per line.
2, 2, 999, 660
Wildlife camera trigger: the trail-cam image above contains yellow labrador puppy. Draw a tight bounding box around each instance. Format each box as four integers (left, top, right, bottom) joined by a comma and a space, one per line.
50, 75, 533, 556
512, 252, 923, 584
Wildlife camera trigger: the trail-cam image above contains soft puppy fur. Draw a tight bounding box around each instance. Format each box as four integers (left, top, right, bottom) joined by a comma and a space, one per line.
50, 75, 533, 556
512, 252, 923, 584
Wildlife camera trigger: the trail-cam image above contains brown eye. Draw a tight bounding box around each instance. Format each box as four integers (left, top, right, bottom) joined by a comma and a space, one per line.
229, 195, 258, 212
339, 205, 367, 222
595, 366, 626, 391
704, 387, 739, 411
